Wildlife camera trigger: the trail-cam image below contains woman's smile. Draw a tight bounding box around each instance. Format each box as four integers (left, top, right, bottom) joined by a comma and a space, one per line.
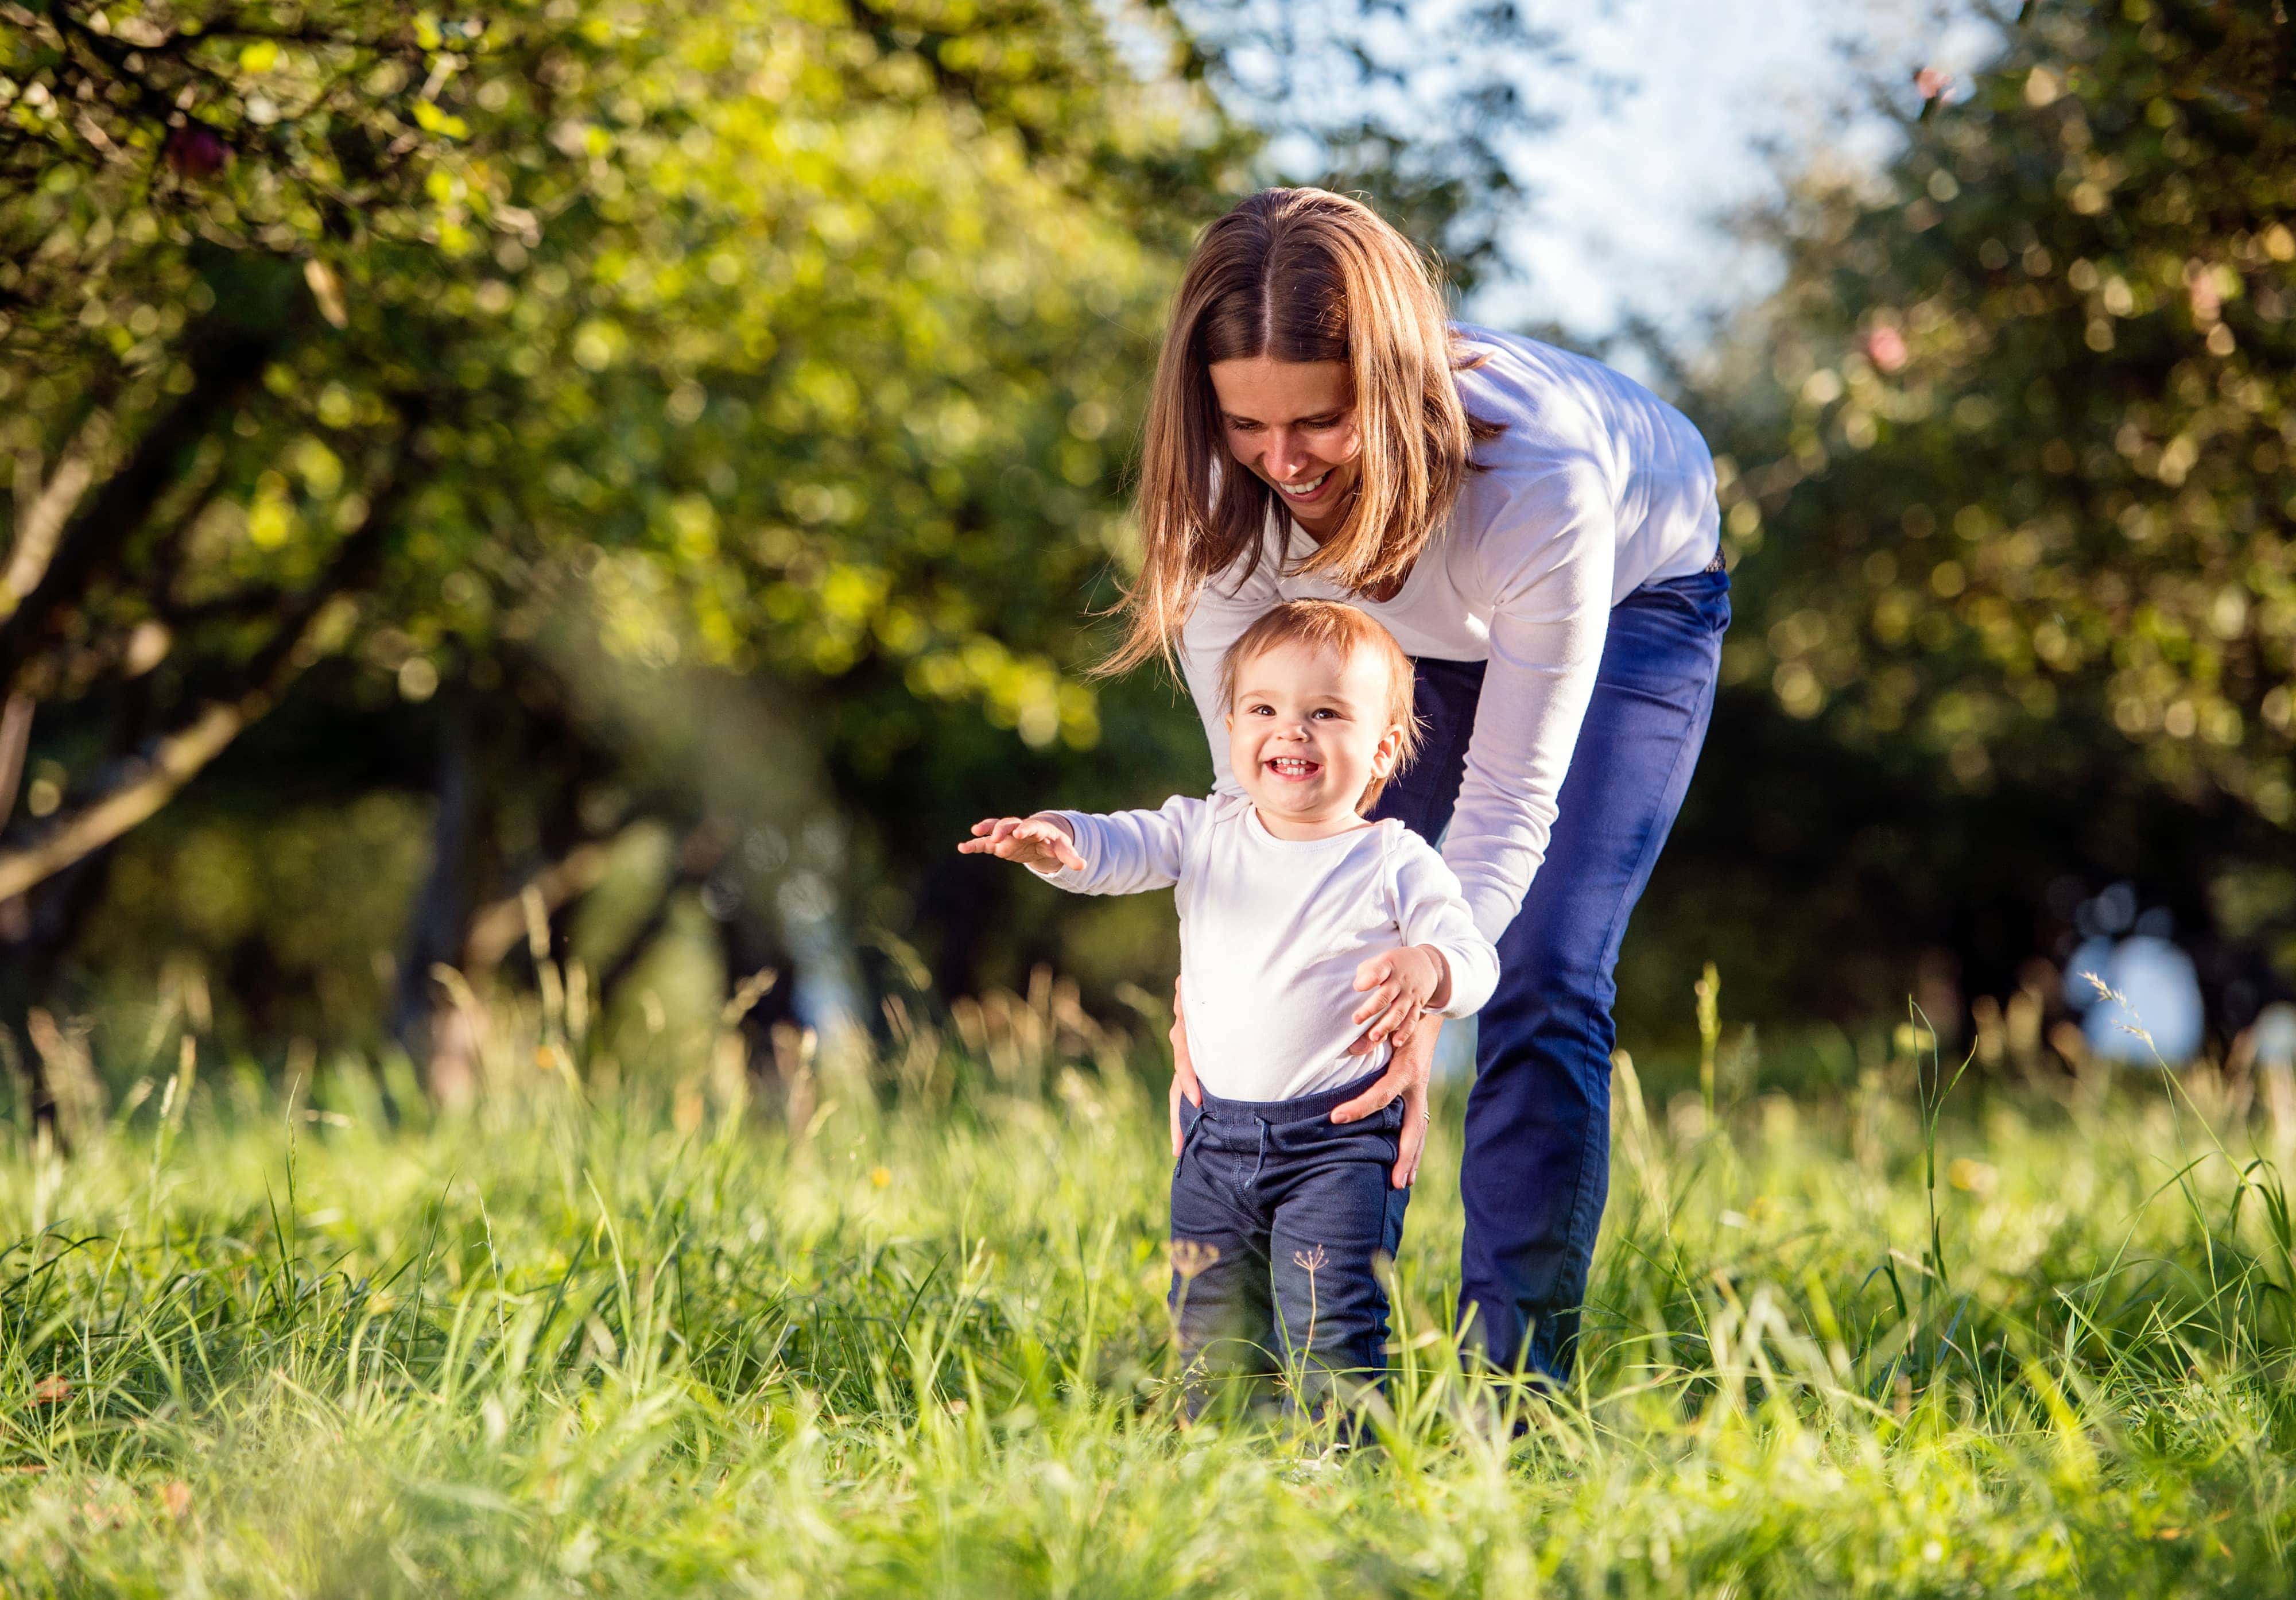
1273, 468, 1335, 503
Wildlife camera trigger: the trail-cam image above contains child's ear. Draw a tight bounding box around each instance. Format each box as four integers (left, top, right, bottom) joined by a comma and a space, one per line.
1372, 725, 1404, 776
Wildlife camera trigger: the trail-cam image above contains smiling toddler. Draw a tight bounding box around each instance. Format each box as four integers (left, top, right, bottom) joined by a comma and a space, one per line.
959, 599, 1498, 1420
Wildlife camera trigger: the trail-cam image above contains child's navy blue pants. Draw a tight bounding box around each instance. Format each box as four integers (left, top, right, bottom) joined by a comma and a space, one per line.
1169, 1067, 1407, 1419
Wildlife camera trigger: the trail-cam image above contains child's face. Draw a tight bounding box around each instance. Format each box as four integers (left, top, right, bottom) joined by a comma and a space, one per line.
1225, 640, 1403, 831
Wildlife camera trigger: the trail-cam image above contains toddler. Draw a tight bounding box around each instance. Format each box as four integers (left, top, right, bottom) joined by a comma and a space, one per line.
960, 599, 1498, 1419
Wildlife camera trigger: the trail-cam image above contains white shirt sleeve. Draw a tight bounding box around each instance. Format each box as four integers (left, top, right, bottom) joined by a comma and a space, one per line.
1446, 463, 1618, 940
1029, 795, 1204, 896
1388, 830, 1501, 1018
1177, 556, 1282, 798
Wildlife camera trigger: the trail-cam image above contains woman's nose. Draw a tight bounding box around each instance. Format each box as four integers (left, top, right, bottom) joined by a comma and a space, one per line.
1263, 430, 1310, 481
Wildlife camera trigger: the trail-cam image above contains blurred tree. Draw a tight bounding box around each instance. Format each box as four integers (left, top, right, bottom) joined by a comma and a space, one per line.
1674, 0, 2296, 1034
1, 0, 1585, 1112
0, 0, 1246, 1114
1159, 0, 1577, 293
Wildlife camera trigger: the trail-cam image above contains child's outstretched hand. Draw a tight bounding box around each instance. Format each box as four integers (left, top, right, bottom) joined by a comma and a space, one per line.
1351, 944, 1450, 1047
959, 814, 1084, 874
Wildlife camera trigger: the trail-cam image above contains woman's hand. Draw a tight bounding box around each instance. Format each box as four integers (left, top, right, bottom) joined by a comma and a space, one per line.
1331, 1009, 1440, 1190
959, 814, 1083, 873
1168, 977, 1202, 1158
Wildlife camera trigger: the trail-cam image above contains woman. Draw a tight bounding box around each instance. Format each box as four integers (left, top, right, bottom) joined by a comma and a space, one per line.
1113, 188, 1729, 1382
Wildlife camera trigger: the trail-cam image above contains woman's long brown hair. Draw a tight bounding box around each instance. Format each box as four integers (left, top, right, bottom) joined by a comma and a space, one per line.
1105, 187, 1503, 675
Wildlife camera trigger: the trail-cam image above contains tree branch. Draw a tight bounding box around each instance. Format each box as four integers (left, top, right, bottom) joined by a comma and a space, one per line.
0, 700, 247, 901
0, 692, 30, 820
3, 409, 106, 608
0, 419, 421, 901
461, 838, 616, 973
0, 326, 276, 698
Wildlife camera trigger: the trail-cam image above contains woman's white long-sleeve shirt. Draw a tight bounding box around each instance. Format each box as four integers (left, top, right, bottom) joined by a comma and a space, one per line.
1031, 793, 1499, 1102
1178, 326, 1721, 941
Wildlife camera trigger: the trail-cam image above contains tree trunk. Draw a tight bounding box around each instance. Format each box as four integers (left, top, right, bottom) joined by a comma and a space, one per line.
0, 846, 118, 1146
391, 687, 499, 1099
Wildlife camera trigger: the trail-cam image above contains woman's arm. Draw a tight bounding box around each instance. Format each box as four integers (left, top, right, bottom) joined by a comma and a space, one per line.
1444, 462, 1619, 939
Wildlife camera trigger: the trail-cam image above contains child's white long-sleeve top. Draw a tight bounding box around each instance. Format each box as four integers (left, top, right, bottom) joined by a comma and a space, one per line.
1031, 793, 1500, 1102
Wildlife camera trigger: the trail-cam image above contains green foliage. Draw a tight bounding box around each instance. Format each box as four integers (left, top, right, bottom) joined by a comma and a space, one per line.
0, 0, 1256, 1041
3, 1004, 2296, 1593
1707, 2, 2296, 821
0, 0, 1235, 740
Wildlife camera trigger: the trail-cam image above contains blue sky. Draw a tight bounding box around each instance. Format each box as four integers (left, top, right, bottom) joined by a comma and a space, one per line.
1475, 0, 2007, 355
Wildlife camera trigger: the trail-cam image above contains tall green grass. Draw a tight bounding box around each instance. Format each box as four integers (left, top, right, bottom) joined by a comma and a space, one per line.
2, 985, 2293, 1596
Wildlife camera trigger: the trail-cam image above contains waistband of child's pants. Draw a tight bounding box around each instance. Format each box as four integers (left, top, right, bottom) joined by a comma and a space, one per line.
1193, 1066, 1392, 1125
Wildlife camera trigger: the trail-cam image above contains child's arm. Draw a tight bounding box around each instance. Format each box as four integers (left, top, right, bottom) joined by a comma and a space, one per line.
1391, 843, 1502, 1018
959, 814, 1085, 874
960, 795, 1202, 897
1352, 839, 1503, 1044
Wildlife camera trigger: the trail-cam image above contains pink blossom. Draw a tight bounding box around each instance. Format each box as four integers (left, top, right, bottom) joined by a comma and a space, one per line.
165, 125, 231, 180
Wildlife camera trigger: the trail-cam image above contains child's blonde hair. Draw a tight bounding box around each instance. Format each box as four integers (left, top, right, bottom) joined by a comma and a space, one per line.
1217, 600, 1421, 812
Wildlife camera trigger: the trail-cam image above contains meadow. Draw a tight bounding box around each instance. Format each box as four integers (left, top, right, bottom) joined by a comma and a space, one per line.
2, 982, 2293, 1598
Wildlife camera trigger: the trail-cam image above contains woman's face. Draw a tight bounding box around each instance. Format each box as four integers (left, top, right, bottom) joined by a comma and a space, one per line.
1207, 356, 1360, 534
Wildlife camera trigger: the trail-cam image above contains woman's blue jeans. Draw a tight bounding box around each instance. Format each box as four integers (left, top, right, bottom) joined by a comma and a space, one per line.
1370, 565, 1731, 1381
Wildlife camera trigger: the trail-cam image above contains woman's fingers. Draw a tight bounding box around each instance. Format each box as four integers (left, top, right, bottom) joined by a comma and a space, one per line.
1329, 1056, 1409, 1125
1392, 1080, 1430, 1190
1167, 978, 1201, 1158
